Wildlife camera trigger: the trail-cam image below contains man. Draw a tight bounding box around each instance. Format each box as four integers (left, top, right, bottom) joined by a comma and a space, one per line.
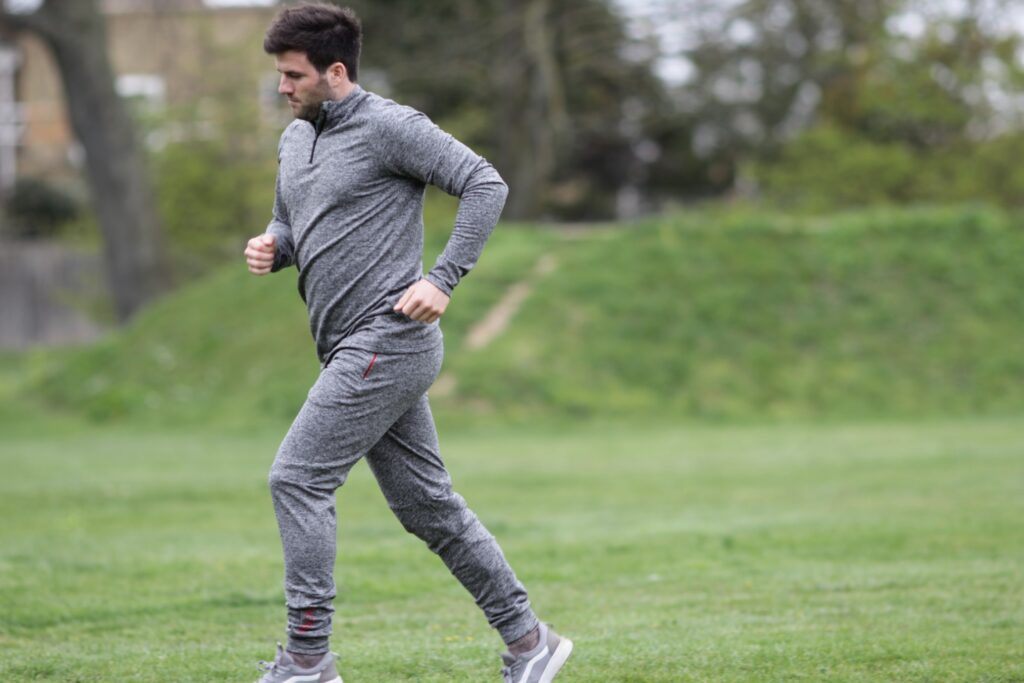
243, 4, 572, 682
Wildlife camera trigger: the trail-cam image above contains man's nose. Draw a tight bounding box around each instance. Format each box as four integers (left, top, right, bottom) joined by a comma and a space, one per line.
278, 76, 292, 95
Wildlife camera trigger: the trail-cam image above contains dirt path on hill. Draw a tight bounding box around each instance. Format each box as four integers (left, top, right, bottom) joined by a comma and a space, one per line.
431, 253, 557, 397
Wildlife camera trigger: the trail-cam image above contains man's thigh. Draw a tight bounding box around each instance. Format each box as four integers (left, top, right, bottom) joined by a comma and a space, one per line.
365, 394, 452, 503
273, 345, 443, 490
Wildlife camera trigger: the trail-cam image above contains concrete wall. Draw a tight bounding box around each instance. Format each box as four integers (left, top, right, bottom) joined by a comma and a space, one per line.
0, 241, 106, 348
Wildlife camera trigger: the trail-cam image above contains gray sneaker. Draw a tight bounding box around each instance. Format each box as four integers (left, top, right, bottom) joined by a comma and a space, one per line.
500, 623, 573, 683
254, 643, 342, 683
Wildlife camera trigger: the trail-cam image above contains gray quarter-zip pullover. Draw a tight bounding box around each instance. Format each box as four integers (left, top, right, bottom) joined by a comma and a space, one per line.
266, 85, 508, 363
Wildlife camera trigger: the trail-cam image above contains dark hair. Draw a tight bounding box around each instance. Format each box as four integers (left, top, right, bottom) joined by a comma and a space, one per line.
264, 3, 362, 81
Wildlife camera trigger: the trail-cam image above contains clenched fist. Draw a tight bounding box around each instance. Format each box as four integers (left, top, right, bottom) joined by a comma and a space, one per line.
394, 278, 450, 324
245, 233, 277, 275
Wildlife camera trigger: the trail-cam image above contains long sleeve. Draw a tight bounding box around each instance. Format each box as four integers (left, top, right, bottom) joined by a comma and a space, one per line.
267, 140, 297, 272
375, 108, 508, 295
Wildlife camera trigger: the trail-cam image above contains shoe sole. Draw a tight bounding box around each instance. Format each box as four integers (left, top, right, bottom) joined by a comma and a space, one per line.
539, 638, 573, 683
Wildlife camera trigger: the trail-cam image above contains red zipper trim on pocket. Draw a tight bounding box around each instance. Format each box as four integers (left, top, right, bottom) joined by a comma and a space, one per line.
362, 352, 378, 379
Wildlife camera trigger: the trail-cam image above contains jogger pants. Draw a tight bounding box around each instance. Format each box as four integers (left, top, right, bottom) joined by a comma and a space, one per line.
269, 342, 538, 654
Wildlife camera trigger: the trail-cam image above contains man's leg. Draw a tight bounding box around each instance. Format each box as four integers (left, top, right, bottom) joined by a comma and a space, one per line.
269, 345, 443, 656
365, 394, 540, 646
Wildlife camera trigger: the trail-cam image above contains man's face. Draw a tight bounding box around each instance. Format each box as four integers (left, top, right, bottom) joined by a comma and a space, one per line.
275, 51, 331, 122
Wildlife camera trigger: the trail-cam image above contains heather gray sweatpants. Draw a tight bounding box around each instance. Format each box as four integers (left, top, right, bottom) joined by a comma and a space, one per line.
269, 342, 538, 655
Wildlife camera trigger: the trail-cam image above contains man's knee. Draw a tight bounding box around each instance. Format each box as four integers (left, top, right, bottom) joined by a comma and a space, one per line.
268, 463, 293, 500
269, 459, 350, 503
268, 460, 319, 499
390, 491, 476, 550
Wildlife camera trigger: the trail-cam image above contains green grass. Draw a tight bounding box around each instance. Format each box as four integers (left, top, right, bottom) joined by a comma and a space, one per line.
447, 204, 1024, 420
8, 204, 1024, 428
1, 417, 1022, 681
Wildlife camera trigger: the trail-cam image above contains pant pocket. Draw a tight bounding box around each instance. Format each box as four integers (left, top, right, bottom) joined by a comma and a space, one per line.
361, 351, 379, 379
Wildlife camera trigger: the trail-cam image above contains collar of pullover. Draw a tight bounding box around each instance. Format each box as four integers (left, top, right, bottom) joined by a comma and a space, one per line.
312, 85, 368, 132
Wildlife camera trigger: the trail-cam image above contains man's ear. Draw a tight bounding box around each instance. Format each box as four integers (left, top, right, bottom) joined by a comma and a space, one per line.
327, 62, 348, 86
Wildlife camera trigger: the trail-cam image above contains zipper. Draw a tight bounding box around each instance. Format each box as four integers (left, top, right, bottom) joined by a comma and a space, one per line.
309, 108, 327, 164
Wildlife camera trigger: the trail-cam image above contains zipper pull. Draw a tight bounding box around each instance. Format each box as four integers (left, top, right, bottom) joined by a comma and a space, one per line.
309, 108, 327, 163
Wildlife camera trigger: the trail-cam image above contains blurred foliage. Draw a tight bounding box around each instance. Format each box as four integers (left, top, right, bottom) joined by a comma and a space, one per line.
346, 0, 680, 219
759, 127, 1024, 210
117, 0, 1024, 262
15, 0, 1024, 298
154, 140, 277, 279
2, 177, 81, 239
670, 0, 1024, 210
136, 11, 283, 280
12, 205, 1024, 426
754, 124, 918, 210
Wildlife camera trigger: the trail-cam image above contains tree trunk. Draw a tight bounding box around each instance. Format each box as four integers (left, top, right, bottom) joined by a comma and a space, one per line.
1, 0, 169, 321
497, 0, 570, 220
494, 0, 531, 220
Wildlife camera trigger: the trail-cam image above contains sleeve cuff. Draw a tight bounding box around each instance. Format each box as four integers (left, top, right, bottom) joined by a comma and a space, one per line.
424, 271, 454, 297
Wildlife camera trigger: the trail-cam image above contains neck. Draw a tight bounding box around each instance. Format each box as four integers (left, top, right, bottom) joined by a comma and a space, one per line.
330, 80, 357, 102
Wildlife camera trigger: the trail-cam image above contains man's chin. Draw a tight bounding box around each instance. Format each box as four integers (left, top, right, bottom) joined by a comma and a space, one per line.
295, 104, 322, 122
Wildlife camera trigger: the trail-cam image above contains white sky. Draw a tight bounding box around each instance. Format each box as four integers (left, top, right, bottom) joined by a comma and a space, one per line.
3, 0, 41, 12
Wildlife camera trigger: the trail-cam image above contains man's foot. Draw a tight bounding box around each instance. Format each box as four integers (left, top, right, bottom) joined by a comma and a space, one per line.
500, 623, 573, 683
254, 643, 342, 683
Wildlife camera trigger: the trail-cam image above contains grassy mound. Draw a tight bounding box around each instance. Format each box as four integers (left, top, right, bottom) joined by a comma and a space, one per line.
11, 224, 556, 426
446, 205, 1024, 420
10, 204, 1024, 425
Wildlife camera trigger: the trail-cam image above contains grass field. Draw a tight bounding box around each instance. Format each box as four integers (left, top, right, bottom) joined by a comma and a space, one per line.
1, 417, 1021, 682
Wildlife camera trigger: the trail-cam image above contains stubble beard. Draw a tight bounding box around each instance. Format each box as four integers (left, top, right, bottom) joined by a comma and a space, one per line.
295, 77, 332, 122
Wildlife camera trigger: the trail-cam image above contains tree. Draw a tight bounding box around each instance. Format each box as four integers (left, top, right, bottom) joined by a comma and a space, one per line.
672, 0, 896, 164
1, 0, 169, 321
348, 0, 669, 219
665, 0, 1024, 206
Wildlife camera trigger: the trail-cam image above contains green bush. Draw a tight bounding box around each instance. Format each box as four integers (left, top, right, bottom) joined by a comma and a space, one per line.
917, 134, 1024, 208
756, 125, 918, 210
2, 177, 81, 239
154, 140, 277, 277
759, 125, 1024, 212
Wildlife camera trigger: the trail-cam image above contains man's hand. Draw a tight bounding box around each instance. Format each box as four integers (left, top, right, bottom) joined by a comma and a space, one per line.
245, 234, 277, 275
394, 278, 450, 324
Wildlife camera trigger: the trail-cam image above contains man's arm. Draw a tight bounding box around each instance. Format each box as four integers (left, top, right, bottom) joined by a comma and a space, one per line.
424, 157, 508, 296
377, 107, 508, 321
245, 155, 297, 276
266, 170, 296, 272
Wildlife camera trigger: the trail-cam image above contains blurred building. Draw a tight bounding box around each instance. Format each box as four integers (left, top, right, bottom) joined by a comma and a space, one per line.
0, 0, 281, 194
0, 0, 281, 349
